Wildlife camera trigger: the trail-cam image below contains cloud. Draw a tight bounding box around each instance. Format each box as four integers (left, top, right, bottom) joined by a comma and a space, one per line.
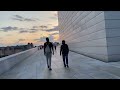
45, 29, 58, 32
15, 15, 23, 19
19, 39, 25, 41
39, 25, 48, 29
19, 28, 27, 30
24, 18, 36, 21
50, 32, 59, 35
32, 25, 49, 31
12, 15, 39, 22
0, 25, 40, 33
30, 29, 38, 30
29, 28, 39, 33
19, 28, 39, 33
29, 30, 38, 33
32, 25, 48, 29
19, 30, 29, 33
19, 30, 38, 33
42, 26, 59, 32
0, 26, 28, 32
0, 26, 19, 32
0, 24, 55, 33
33, 26, 39, 29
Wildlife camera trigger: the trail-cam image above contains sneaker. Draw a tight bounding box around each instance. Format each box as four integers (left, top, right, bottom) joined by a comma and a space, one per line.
49, 68, 52, 70
67, 65, 69, 68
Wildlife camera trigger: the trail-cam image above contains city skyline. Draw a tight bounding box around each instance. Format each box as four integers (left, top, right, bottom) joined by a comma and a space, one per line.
0, 11, 59, 47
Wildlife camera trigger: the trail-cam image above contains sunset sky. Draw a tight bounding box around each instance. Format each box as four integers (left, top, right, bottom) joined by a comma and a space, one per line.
0, 11, 59, 47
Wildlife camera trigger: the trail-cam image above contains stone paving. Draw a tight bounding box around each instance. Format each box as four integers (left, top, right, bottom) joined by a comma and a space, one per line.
1, 47, 120, 79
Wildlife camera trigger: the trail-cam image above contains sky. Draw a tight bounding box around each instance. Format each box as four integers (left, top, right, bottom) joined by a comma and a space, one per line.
0, 11, 59, 47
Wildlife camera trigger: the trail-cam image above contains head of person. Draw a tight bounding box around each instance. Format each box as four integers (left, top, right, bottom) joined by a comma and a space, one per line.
46, 37, 49, 42
62, 40, 65, 45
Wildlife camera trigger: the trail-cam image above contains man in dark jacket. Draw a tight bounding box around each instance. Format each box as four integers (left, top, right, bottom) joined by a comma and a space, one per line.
44, 37, 54, 70
60, 40, 69, 68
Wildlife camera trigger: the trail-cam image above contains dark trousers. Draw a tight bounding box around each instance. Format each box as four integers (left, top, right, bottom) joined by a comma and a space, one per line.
62, 54, 68, 66
54, 46, 56, 50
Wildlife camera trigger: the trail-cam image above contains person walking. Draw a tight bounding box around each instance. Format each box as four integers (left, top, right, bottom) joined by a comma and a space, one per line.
60, 40, 69, 68
44, 37, 54, 70
53, 42, 57, 51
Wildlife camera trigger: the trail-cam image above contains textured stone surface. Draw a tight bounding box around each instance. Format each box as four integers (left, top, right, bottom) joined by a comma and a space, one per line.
0, 48, 38, 75
1, 47, 120, 79
58, 11, 120, 62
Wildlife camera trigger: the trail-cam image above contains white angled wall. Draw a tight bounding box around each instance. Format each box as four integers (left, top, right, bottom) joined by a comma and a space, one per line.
104, 11, 120, 62
58, 11, 109, 62
58, 11, 120, 62
0, 48, 38, 75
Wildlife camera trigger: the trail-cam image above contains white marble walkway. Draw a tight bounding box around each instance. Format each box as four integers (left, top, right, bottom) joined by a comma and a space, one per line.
1, 47, 120, 79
